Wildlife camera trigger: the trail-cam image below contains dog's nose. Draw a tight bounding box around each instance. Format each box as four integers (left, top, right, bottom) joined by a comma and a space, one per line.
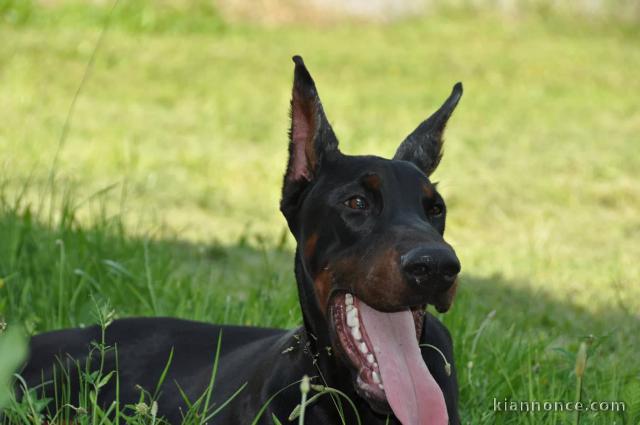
401, 246, 461, 287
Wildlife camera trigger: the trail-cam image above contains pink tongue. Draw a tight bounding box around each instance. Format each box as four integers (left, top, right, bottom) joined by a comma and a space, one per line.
358, 301, 448, 425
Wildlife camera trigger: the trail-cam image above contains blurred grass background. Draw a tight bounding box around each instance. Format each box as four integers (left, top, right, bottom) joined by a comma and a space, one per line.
0, 0, 639, 423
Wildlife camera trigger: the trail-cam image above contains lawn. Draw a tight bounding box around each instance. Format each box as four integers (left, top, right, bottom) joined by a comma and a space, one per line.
0, 1, 639, 423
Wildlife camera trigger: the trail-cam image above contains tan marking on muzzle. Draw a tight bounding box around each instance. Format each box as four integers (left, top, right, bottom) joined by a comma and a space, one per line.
357, 248, 408, 311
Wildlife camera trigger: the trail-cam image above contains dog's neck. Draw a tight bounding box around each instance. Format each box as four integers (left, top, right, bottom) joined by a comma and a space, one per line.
290, 259, 394, 423
294, 249, 332, 350
293, 249, 350, 388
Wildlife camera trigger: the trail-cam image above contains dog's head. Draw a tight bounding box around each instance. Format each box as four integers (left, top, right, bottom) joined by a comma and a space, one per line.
280, 56, 462, 422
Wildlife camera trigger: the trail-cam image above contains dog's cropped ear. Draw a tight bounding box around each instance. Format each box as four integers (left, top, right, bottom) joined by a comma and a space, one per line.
286, 55, 339, 183
281, 56, 339, 232
393, 82, 463, 176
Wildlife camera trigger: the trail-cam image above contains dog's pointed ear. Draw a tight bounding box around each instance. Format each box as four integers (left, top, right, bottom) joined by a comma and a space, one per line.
286, 55, 339, 182
281, 56, 339, 231
393, 82, 463, 176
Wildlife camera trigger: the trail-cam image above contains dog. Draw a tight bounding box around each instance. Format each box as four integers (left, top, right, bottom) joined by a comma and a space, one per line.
20, 56, 463, 425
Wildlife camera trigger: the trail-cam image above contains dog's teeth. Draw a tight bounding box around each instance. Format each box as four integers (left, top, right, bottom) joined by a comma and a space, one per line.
372, 371, 381, 384
345, 294, 353, 305
346, 309, 359, 327
346, 304, 354, 312
378, 384, 384, 390
359, 342, 368, 354
347, 316, 359, 328
373, 362, 378, 369
367, 354, 375, 364
351, 327, 362, 340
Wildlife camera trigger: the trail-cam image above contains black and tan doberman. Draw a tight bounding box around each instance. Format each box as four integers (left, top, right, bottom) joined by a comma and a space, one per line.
20, 56, 464, 425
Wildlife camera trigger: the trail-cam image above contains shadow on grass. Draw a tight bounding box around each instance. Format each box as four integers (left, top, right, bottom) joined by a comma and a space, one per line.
449, 274, 639, 425
0, 207, 638, 424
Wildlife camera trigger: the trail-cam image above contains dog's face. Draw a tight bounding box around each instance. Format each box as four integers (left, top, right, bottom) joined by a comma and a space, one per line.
281, 56, 461, 421
297, 155, 458, 313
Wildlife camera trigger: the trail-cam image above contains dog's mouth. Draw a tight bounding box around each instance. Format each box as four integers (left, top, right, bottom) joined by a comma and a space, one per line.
329, 292, 449, 425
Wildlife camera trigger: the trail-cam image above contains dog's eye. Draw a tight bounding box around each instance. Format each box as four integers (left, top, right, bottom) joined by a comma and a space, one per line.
344, 196, 369, 210
425, 204, 443, 217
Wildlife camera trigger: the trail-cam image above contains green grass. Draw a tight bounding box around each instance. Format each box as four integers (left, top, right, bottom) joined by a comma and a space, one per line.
1, 1, 639, 423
